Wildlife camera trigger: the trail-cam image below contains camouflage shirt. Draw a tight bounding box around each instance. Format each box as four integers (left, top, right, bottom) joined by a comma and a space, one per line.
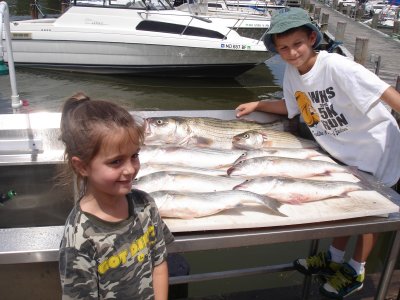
59, 189, 174, 300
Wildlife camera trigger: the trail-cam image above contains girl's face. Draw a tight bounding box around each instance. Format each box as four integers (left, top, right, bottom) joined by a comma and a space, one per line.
83, 128, 141, 200
274, 29, 317, 75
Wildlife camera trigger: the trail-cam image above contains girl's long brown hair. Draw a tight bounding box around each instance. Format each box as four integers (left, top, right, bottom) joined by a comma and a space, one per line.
58, 92, 144, 198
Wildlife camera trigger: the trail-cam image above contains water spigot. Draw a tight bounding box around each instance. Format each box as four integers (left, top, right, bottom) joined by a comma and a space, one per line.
0, 190, 16, 205
0, 59, 9, 76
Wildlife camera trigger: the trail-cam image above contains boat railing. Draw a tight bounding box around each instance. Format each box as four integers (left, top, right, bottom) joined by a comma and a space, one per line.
178, 0, 272, 39
0, 1, 21, 111
180, 0, 236, 36
71, 0, 175, 10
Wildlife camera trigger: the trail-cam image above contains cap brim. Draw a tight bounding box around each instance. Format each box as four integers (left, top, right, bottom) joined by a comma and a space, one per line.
264, 23, 323, 54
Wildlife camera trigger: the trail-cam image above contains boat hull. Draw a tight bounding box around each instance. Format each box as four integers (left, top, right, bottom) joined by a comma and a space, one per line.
12, 61, 262, 77
7, 39, 270, 77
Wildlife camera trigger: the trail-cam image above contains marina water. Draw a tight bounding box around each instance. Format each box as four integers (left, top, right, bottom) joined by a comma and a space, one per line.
0, 1, 393, 298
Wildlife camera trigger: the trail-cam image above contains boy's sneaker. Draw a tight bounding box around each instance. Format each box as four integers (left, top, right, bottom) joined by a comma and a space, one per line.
320, 262, 364, 299
293, 251, 341, 276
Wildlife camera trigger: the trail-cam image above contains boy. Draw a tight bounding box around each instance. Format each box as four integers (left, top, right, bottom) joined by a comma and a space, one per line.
235, 7, 400, 299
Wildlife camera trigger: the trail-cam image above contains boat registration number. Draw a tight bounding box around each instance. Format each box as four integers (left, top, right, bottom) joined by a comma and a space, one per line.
11, 33, 32, 40
221, 43, 251, 50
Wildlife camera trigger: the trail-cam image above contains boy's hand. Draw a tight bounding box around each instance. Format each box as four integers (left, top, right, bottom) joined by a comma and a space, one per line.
235, 101, 259, 118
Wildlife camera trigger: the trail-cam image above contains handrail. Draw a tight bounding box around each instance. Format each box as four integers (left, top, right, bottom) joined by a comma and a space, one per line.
0, 1, 21, 111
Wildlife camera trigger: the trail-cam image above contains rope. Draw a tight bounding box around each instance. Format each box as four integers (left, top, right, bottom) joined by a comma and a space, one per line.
39, 6, 62, 13
327, 40, 343, 52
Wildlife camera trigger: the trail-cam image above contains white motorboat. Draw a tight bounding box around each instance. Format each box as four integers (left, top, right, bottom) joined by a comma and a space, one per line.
2, 0, 270, 77
174, 0, 272, 39
363, 3, 399, 28
364, 0, 390, 15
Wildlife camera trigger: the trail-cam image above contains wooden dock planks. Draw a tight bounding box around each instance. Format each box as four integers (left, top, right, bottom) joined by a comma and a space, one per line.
310, 0, 400, 87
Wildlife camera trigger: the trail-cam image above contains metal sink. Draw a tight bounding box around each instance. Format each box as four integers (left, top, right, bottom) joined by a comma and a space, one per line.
0, 164, 73, 228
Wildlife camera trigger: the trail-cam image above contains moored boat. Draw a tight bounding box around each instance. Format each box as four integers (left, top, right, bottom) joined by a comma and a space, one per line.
2, 0, 270, 77
175, 0, 272, 39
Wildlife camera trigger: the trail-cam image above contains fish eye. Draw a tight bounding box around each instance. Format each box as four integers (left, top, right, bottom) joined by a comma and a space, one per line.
156, 119, 163, 125
244, 134, 250, 139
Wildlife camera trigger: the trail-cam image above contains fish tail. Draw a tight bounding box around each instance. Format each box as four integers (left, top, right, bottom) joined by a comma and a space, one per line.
262, 196, 288, 217
345, 166, 373, 188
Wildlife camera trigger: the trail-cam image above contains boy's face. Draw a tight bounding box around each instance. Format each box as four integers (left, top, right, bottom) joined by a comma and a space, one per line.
274, 29, 317, 74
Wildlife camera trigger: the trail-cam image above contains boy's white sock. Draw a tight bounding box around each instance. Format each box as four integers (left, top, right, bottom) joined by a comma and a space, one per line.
348, 258, 366, 275
329, 245, 345, 263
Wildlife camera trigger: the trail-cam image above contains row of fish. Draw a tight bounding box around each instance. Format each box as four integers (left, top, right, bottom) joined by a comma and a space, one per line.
138, 145, 329, 170
133, 116, 367, 220
144, 116, 318, 150
134, 171, 364, 203
150, 190, 287, 219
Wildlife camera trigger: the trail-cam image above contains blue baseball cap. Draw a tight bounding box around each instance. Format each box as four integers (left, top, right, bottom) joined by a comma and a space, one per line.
264, 7, 323, 53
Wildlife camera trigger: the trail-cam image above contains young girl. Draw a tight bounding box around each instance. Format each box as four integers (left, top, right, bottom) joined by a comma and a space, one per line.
58, 92, 173, 300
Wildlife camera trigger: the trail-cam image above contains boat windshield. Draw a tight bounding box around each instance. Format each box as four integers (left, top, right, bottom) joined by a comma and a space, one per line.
71, 0, 174, 10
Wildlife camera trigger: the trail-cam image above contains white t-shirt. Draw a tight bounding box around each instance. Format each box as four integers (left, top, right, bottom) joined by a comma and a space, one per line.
283, 50, 400, 186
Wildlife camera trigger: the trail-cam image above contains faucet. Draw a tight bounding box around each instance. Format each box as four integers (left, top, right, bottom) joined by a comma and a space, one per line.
0, 190, 16, 205
0, 1, 22, 111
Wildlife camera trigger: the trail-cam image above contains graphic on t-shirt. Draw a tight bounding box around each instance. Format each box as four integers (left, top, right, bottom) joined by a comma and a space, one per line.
295, 89, 349, 136
97, 225, 156, 275
295, 91, 320, 126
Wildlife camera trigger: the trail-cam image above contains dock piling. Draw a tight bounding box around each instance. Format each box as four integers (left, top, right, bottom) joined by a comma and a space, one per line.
332, 0, 338, 10
371, 13, 379, 29
370, 54, 381, 75
320, 13, 330, 32
354, 37, 369, 66
30, 0, 38, 19
335, 21, 347, 43
309, 3, 315, 14
61, 0, 69, 13
355, 7, 364, 21
314, 7, 321, 22
394, 20, 400, 35
338, 2, 344, 13
345, 5, 351, 17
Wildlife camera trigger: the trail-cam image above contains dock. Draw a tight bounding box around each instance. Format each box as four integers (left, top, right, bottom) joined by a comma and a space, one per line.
310, 0, 400, 87
187, 270, 400, 299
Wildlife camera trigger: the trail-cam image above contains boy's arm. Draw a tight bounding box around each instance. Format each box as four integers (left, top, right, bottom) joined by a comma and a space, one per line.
153, 260, 169, 300
236, 99, 288, 117
380, 86, 400, 113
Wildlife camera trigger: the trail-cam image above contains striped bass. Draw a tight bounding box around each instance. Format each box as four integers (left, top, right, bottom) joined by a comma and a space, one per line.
233, 176, 365, 204
144, 116, 285, 149
139, 145, 246, 169
232, 130, 319, 150
150, 190, 287, 218
137, 163, 227, 178
227, 156, 351, 179
133, 171, 246, 193
234, 148, 329, 164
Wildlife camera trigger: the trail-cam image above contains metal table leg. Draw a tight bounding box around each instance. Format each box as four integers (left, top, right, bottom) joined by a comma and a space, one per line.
301, 239, 319, 300
376, 230, 400, 300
